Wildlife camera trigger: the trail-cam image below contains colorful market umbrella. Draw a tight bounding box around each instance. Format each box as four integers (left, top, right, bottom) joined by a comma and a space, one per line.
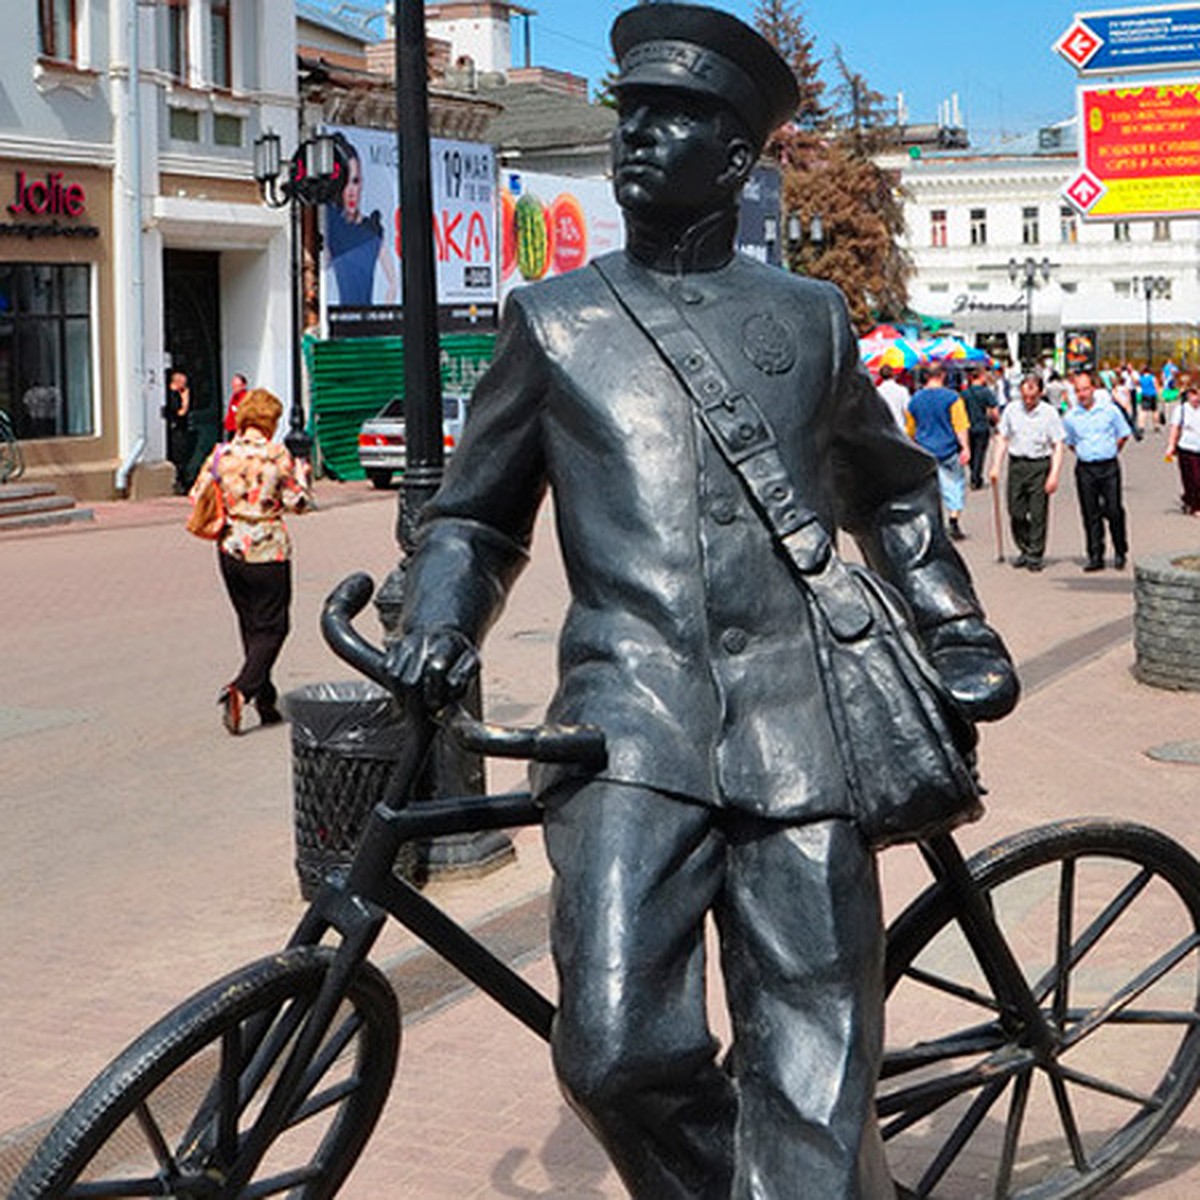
923, 336, 990, 364
864, 337, 925, 372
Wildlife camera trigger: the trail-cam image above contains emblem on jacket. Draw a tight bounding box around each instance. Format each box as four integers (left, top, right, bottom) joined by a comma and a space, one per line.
741, 313, 796, 375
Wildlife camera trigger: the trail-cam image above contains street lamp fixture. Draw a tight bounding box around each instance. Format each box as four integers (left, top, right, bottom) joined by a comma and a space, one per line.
1007, 255, 1053, 366
1133, 274, 1171, 369
785, 210, 825, 272
252, 129, 343, 460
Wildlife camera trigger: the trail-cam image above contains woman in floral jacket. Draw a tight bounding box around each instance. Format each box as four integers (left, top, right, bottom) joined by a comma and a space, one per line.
190, 388, 309, 733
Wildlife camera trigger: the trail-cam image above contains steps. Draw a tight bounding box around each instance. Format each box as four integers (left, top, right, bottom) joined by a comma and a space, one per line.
0, 483, 94, 532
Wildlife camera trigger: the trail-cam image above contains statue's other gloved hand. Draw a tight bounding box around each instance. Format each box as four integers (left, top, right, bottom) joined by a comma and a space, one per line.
923, 617, 1020, 722
384, 628, 480, 713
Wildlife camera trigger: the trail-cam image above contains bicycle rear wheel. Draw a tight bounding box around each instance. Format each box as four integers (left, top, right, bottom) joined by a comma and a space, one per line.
881, 820, 1200, 1199
14, 945, 399, 1199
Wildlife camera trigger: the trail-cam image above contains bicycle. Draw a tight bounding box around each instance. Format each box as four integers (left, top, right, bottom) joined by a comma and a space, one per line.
0, 408, 24, 484
13, 572, 1200, 1199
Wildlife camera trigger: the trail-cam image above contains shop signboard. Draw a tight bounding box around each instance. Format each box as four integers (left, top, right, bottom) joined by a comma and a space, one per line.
1055, 5, 1200, 76
322, 124, 498, 338
498, 171, 624, 299
1065, 327, 1100, 372
1064, 78, 1200, 218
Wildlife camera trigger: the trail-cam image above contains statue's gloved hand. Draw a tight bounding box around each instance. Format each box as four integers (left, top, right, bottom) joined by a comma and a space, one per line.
384, 627, 480, 713
923, 617, 1020, 722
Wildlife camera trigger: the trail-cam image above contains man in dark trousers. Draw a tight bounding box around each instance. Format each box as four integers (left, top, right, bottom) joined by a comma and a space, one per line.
387, 6, 1017, 1196
962, 365, 998, 489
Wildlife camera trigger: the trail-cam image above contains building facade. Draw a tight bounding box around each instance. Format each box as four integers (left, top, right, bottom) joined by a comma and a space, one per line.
3, 1, 296, 501
893, 123, 1200, 372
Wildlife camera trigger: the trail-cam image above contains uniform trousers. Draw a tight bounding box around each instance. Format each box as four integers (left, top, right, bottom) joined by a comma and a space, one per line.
1074, 457, 1128, 565
968, 428, 991, 489
543, 779, 894, 1200
217, 551, 291, 706
1006, 456, 1052, 561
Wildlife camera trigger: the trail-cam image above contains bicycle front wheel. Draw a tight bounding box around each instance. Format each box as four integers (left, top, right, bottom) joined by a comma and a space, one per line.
881, 820, 1200, 1200
14, 945, 400, 1199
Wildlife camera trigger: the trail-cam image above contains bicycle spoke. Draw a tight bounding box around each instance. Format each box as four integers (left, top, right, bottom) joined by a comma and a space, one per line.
1048, 1069, 1088, 1173
1098, 1008, 1200, 1025
1054, 1063, 1162, 1109
1062, 932, 1200, 1050
904, 965, 1001, 1013
881, 1022, 1008, 1078
878, 1046, 1035, 1122
133, 1100, 175, 1173
1053, 858, 1076, 1031
288, 1074, 361, 1128
294, 1010, 363, 1101
68, 1177, 194, 1197
993, 1069, 1031, 1200
218, 1024, 243, 1166
916, 1078, 1009, 1197
241, 1163, 325, 1199
1033, 867, 1153, 1005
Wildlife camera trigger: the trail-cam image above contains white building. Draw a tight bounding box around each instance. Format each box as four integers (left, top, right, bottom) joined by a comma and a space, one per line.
892, 122, 1200, 371
2, 1, 300, 500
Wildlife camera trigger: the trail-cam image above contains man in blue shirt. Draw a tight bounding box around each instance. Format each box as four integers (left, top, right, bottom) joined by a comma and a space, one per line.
906, 363, 971, 539
1063, 369, 1132, 571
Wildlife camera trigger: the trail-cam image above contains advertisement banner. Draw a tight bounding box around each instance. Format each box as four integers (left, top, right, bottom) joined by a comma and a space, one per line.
1069, 79, 1200, 218
322, 125, 498, 337
1065, 327, 1099, 372
1055, 5, 1200, 76
499, 171, 624, 298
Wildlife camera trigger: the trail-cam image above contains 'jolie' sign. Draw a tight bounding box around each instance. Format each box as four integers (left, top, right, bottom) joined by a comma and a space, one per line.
8, 171, 86, 217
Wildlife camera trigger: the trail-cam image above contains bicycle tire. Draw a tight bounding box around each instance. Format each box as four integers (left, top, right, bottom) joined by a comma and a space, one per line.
881, 820, 1200, 1200
13, 945, 400, 1199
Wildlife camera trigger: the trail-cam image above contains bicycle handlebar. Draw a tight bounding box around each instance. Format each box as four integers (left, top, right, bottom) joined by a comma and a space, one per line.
321, 573, 607, 770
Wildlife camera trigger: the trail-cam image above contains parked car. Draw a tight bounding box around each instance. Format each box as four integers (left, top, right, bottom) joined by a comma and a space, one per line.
357, 393, 469, 489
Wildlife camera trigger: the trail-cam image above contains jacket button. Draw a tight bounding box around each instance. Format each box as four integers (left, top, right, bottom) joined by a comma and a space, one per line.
721, 628, 749, 654
710, 497, 737, 524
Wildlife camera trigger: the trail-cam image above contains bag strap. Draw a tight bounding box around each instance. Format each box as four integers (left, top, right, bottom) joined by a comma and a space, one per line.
591, 254, 872, 639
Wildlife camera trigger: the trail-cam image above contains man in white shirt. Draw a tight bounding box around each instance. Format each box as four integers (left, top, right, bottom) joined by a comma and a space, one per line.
875, 364, 910, 430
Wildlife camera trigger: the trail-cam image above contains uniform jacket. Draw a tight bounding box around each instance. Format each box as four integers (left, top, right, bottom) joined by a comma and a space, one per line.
400, 251, 987, 821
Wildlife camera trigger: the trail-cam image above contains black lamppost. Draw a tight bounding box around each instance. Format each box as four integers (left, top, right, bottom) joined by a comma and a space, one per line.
785, 210, 824, 272
1134, 274, 1170, 369
1008, 255, 1052, 367
252, 129, 341, 460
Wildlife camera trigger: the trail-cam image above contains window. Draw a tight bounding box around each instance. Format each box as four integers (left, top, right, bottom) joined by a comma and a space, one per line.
969, 208, 987, 246
38, 0, 76, 61
1061, 281, 1078, 294
163, 0, 188, 82
930, 209, 947, 247
211, 1, 231, 89
927, 282, 950, 293
168, 107, 200, 141
1113, 280, 1132, 298
1021, 206, 1039, 245
1153, 219, 1171, 241
1059, 205, 1078, 243
1113, 221, 1131, 242
967, 282, 990, 293
0, 264, 93, 439
213, 113, 242, 146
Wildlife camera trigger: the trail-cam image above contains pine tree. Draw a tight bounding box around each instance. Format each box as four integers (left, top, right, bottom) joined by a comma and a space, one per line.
753, 1, 910, 332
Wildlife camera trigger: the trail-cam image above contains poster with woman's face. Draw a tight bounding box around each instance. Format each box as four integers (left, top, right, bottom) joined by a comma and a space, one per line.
321, 124, 498, 337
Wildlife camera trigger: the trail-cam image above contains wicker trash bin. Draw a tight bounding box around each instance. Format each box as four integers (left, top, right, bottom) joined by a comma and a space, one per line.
281, 680, 416, 899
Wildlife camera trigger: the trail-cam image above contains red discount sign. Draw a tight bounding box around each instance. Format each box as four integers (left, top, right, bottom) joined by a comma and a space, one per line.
1076, 80, 1200, 218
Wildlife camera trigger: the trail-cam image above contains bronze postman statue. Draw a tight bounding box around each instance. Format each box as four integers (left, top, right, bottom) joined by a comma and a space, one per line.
387, 5, 1018, 1197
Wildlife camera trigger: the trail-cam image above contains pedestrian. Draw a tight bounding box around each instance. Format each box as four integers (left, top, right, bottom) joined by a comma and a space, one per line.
1045, 369, 1067, 413
223, 372, 249, 440
962, 365, 998, 489
1063, 369, 1132, 572
988, 374, 1065, 572
383, 6, 1017, 1195
907, 362, 971, 539
875, 362, 910, 430
163, 369, 193, 494
190, 388, 310, 734
1138, 362, 1159, 436
1165, 385, 1200, 515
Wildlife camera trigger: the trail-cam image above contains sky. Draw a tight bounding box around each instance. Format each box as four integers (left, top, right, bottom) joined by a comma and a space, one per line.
510, 0, 1111, 141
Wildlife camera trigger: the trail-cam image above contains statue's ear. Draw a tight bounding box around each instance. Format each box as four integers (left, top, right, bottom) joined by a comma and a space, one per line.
721, 138, 755, 189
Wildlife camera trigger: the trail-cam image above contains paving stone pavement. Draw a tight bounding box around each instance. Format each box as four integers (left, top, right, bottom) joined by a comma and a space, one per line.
2, 433, 1200, 1197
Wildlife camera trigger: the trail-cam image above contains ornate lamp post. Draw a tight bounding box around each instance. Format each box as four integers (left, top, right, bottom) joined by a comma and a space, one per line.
1008, 256, 1052, 368
252, 129, 342, 460
1134, 275, 1170, 369
785, 210, 824, 273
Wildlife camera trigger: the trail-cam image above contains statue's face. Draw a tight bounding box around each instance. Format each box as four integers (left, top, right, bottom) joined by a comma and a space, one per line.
612, 86, 749, 219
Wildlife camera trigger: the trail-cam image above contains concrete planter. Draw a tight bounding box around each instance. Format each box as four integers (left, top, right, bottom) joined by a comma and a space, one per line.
1134, 552, 1200, 691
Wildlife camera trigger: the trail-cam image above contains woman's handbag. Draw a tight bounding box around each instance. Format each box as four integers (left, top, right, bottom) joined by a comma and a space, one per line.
186, 450, 226, 541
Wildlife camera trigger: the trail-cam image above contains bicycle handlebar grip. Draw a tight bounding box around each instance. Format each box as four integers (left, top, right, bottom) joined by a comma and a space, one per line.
321, 573, 391, 690
450, 712, 608, 770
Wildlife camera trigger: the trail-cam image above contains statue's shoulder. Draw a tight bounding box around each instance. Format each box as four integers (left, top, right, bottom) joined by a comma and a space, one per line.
730, 253, 841, 306
505, 262, 610, 319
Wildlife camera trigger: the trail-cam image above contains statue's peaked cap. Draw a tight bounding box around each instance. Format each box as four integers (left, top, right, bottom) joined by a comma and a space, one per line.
611, 4, 799, 145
